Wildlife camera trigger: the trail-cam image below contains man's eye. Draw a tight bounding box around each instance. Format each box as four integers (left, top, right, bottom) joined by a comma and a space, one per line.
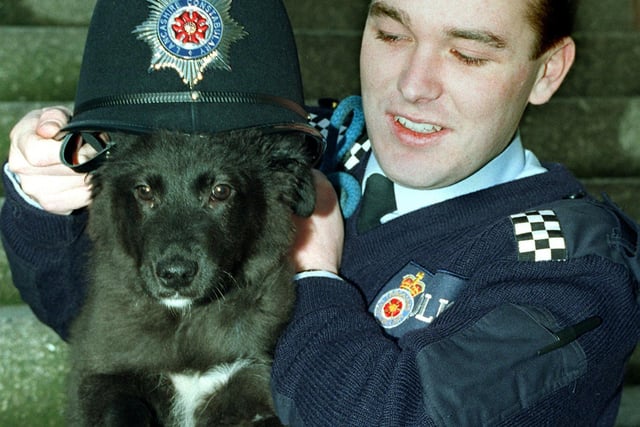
451, 49, 488, 66
375, 30, 406, 44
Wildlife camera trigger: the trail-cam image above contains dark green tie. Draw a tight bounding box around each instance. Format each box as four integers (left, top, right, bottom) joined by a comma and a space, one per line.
357, 173, 397, 233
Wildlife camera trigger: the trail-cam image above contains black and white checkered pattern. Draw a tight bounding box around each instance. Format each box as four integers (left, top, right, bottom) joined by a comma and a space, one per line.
341, 140, 371, 171
510, 209, 567, 262
308, 112, 371, 171
308, 113, 334, 141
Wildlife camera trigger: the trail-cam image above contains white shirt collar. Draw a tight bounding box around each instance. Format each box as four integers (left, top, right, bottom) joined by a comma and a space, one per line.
363, 132, 547, 221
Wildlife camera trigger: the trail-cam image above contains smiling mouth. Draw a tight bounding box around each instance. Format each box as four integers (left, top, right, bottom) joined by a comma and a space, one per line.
395, 116, 443, 134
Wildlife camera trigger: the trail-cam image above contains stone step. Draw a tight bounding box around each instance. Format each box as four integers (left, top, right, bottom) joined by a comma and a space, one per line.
0, 0, 94, 26
0, 27, 85, 102
1, 25, 639, 102
573, 0, 640, 32
2, 0, 638, 33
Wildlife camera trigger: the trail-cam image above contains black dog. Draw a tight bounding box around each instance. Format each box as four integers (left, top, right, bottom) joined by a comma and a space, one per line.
67, 129, 315, 426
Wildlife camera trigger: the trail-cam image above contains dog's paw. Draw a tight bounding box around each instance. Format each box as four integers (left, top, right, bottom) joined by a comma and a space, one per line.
197, 403, 278, 426
196, 365, 277, 427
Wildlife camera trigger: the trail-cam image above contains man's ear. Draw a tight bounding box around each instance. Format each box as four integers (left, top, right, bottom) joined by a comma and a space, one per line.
529, 37, 576, 105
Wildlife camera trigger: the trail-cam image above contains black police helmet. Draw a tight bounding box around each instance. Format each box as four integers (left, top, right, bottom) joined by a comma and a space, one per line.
61, 0, 324, 171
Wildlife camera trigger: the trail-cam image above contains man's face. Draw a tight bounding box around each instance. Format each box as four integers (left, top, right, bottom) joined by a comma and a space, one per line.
360, 0, 553, 189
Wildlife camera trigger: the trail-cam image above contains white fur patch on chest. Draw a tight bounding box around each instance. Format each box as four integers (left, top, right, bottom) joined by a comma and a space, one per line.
169, 359, 251, 427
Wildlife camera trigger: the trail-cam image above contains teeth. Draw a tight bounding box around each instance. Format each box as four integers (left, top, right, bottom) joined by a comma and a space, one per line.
396, 116, 442, 134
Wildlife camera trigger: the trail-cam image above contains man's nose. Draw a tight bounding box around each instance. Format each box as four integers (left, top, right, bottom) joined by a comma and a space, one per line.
397, 47, 443, 103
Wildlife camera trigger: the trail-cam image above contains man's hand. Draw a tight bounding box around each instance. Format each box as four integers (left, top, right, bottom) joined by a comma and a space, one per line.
8, 107, 92, 215
292, 170, 344, 274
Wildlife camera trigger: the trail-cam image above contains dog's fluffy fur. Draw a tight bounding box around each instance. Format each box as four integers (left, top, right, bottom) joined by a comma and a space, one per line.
67, 129, 315, 426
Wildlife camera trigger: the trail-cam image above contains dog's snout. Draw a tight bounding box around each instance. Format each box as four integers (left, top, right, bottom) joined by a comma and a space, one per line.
155, 257, 199, 289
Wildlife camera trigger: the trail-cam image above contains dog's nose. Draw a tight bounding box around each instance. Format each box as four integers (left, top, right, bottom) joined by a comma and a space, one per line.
155, 257, 199, 289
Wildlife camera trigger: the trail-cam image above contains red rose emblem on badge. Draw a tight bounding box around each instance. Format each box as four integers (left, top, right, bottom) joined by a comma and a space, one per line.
383, 298, 403, 318
172, 11, 209, 44
135, 0, 247, 87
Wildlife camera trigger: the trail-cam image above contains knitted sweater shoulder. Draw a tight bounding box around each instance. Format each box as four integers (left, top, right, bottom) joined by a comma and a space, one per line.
272, 163, 640, 426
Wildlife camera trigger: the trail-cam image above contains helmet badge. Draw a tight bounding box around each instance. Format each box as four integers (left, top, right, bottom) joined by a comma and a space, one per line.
134, 0, 247, 88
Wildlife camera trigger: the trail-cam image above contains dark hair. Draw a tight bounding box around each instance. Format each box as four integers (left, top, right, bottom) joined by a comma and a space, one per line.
527, 0, 578, 58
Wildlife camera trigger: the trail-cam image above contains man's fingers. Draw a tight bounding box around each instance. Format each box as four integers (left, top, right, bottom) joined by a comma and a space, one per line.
76, 142, 100, 164
39, 189, 93, 215
20, 174, 92, 215
8, 108, 75, 172
36, 107, 72, 139
291, 170, 344, 273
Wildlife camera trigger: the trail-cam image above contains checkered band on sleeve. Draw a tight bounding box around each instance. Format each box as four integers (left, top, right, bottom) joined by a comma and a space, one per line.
510, 210, 568, 262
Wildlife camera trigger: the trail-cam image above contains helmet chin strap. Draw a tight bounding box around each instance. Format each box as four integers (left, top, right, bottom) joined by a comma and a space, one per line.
60, 132, 115, 173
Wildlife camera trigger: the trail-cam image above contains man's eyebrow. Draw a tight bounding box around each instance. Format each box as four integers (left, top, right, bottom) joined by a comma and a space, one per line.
445, 28, 508, 49
368, 1, 411, 27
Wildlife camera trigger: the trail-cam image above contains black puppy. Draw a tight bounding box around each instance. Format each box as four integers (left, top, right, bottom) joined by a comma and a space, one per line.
67, 129, 315, 426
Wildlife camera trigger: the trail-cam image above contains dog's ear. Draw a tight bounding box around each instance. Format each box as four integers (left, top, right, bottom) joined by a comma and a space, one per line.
264, 134, 316, 217
286, 164, 316, 217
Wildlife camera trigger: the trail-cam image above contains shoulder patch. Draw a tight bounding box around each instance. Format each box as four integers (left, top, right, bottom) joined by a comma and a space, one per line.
369, 262, 467, 338
510, 210, 567, 262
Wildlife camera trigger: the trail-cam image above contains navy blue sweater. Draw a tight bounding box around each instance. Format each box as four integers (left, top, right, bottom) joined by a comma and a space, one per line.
271, 161, 640, 426
1, 174, 90, 338
1, 159, 639, 425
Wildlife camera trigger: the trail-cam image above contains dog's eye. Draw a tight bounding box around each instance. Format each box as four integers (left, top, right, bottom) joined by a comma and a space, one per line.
211, 184, 232, 202
135, 184, 154, 202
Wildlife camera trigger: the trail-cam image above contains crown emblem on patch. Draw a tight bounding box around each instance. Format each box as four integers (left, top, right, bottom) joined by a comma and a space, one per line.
134, 0, 247, 88
399, 272, 425, 297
